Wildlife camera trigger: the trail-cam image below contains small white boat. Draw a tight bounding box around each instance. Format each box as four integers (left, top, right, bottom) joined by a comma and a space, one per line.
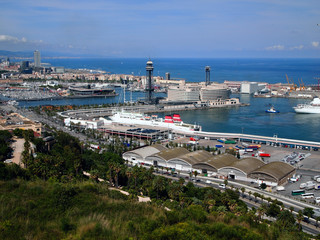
265, 106, 279, 113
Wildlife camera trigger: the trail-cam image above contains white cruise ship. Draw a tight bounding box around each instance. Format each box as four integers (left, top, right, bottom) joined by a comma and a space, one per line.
293, 98, 320, 114
110, 110, 202, 132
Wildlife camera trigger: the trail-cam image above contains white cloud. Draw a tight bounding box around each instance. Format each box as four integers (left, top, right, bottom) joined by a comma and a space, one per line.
266, 45, 285, 51
290, 45, 304, 50
312, 41, 319, 47
0, 35, 19, 42
0, 35, 28, 43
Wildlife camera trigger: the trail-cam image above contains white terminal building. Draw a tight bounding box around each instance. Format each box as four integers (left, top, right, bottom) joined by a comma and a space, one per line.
240, 82, 266, 94
167, 81, 231, 102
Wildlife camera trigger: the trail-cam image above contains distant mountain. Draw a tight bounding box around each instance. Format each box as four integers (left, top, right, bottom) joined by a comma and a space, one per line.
0, 50, 33, 58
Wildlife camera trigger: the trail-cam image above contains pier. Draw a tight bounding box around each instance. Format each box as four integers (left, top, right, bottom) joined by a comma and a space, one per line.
177, 130, 320, 149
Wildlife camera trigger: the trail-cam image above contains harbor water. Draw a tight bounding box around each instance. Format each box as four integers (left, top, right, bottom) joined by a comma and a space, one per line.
16, 58, 320, 142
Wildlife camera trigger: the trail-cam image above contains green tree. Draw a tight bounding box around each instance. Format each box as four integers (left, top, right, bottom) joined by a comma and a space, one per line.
297, 210, 304, 230
289, 206, 294, 213
152, 176, 166, 199
276, 210, 295, 230
260, 183, 267, 190
266, 202, 281, 218
303, 207, 314, 221
241, 187, 246, 197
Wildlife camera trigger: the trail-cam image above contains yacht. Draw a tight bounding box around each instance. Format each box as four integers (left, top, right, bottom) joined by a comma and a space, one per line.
294, 98, 320, 114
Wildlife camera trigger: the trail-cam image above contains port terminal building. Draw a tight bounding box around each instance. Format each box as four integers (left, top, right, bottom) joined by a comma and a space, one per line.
123, 146, 295, 186
166, 82, 231, 102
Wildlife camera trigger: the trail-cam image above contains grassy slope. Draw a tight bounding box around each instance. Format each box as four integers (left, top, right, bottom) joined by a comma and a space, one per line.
0, 180, 164, 240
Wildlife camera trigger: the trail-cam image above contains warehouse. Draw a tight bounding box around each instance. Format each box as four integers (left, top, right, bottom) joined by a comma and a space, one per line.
192, 154, 238, 174
145, 147, 190, 168
122, 144, 167, 165
219, 157, 265, 181
167, 150, 213, 172
248, 161, 295, 186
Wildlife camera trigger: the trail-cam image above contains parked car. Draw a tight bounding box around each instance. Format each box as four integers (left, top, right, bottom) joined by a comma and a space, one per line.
315, 197, 320, 204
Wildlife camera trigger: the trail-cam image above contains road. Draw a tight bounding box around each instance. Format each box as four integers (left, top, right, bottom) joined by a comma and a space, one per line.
155, 171, 320, 235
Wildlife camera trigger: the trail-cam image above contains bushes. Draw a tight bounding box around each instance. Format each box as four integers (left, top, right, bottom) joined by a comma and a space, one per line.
0, 162, 30, 180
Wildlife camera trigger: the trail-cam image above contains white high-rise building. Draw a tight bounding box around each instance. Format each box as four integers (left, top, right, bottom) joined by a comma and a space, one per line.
34, 50, 41, 67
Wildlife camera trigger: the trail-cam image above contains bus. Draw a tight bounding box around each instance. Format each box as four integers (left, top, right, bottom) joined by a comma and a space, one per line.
292, 189, 305, 196
301, 193, 314, 199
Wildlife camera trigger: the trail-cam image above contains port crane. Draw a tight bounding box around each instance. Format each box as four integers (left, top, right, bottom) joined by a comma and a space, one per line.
286, 74, 297, 91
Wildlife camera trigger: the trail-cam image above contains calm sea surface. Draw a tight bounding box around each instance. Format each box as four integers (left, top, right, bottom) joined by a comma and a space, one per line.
18, 58, 320, 142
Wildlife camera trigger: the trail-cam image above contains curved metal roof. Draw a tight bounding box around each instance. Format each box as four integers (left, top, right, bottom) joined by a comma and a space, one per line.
249, 161, 295, 181
153, 147, 190, 161
123, 144, 167, 159
201, 154, 238, 170
220, 157, 265, 175
169, 150, 213, 165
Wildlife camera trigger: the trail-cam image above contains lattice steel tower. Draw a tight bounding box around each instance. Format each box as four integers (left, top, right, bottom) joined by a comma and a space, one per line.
145, 59, 154, 103
205, 66, 210, 86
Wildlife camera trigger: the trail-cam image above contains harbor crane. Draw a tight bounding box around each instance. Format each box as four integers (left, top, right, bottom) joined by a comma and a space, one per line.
286, 74, 297, 91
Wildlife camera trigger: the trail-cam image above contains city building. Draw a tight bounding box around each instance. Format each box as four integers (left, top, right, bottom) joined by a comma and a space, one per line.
34, 50, 41, 68
200, 85, 231, 101
64, 117, 104, 130
0, 113, 41, 136
240, 82, 265, 94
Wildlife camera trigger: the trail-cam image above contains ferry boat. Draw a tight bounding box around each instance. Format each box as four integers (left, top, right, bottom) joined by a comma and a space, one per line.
294, 98, 320, 114
265, 106, 279, 113
110, 110, 201, 132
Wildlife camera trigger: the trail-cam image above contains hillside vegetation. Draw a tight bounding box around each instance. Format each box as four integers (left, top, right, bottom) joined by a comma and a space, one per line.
0, 130, 313, 239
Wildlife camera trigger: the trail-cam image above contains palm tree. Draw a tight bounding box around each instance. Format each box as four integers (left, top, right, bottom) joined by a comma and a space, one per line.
224, 179, 228, 186
113, 163, 122, 188
257, 206, 265, 222
297, 210, 304, 230
241, 187, 246, 197
248, 191, 252, 201
178, 177, 185, 187
253, 192, 260, 202
126, 168, 133, 186
194, 171, 198, 180
153, 176, 166, 199
289, 206, 294, 213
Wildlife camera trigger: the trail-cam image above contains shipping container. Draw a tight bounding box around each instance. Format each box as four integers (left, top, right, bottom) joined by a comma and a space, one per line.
259, 153, 271, 157
225, 140, 236, 144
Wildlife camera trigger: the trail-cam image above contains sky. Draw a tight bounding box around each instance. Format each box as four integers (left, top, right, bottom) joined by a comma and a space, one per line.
0, 0, 320, 58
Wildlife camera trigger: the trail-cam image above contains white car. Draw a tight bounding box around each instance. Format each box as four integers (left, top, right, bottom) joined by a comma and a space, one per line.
300, 183, 306, 189
315, 197, 320, 204
219, 183, 226, 189
289, 177, 298, 182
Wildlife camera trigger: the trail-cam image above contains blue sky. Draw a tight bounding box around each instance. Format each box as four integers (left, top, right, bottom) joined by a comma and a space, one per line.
0, 0, 319, 58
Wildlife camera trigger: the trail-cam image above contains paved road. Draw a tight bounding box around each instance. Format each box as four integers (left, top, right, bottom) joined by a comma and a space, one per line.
154, 171, 320, 235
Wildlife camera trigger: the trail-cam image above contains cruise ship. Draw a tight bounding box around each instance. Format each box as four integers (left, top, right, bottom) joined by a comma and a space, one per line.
110, 110, 202, 132
293, 97, 320, 114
